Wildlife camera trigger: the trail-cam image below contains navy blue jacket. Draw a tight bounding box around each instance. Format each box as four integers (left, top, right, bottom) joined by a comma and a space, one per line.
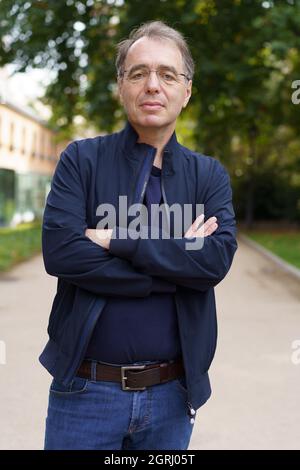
39, 120, 238, 410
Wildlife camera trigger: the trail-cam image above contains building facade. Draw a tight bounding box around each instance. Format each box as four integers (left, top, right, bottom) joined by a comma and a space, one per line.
0, 100, 64, 227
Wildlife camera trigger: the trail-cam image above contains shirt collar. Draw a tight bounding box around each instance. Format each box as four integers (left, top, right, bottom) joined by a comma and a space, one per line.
121, 119, 181, 175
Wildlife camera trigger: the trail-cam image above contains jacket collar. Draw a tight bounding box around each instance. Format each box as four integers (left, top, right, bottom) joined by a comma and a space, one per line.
120, 119, 182, 175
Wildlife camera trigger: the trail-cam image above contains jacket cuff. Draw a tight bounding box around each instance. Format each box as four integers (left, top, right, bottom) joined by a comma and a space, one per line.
109, 226, 138, 260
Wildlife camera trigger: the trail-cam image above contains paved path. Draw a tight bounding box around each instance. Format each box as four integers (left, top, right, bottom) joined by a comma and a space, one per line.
0, 254, 56, 450
0, 239, 299, 449
190, 239, 300, 450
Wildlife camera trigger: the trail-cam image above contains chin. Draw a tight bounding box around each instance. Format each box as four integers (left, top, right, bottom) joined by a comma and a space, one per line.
137, 115, 167, 128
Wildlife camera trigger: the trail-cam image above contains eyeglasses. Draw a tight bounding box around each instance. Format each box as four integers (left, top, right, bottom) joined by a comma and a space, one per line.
120, 66, 191, 86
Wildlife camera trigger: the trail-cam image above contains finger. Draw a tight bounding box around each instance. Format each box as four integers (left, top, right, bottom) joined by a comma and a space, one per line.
192, 213, 204, 231
204, 216, 217, 227
96, 229, 109, 240
203, 216, 217, 233
184, 214, 205, 237
193, 218, 218, 237
184, 228, 195, 238
203, 222, 218, 237
195, 215, 217, 233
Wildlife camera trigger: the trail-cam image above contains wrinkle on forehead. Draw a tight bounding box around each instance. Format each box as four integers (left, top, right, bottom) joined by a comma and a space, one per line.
125, 36, 183, 70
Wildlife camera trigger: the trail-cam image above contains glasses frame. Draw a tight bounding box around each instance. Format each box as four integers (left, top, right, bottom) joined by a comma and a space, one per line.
119, 66, 191, 85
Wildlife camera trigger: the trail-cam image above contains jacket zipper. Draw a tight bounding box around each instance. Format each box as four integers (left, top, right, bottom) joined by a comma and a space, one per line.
160, 169, 170, 234
137, 148, 156, 205
128, 150, 150, 208
174, 295, 195, 411
161, 164, 195, 410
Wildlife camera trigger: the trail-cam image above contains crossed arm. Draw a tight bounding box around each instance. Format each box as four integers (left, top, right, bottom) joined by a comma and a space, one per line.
85, 163, 237, 292
43, 142, 237, 297
85, 214, 218, 251
84, 215, 218, 294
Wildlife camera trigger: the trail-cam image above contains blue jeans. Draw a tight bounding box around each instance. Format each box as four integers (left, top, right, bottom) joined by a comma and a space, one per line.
44, 360, 196, 450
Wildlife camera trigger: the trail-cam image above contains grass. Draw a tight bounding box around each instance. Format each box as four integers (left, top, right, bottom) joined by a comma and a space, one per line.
243, 230, 300, 270
1, 221, 299, 273
0, 221, 42, 272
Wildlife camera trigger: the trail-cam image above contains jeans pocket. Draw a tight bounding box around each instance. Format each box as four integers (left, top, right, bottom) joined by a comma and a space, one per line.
50, 376, 88, 395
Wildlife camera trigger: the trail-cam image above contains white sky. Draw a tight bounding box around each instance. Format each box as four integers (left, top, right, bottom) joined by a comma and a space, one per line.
0, 64, 55, 120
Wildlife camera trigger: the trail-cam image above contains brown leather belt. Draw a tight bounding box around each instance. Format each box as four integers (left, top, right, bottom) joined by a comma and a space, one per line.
76, 358, 185, 391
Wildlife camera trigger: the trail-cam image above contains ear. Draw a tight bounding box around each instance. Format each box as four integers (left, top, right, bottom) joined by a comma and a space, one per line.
183, 80, 192, 108
117, 78, 124, 105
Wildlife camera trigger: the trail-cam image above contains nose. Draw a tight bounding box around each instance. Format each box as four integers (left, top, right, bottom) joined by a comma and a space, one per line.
145, 70, 161, 93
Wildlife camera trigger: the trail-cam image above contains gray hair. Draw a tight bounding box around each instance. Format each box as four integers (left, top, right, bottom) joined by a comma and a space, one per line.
115, 20, 195, 81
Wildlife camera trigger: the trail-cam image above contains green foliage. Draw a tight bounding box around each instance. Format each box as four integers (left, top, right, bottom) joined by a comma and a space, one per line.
0, 221, 42, 271
245, 231, 300, 270
1, 0, 300, 224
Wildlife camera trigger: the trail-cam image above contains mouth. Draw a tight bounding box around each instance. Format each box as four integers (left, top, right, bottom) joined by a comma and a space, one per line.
140, 102, 164, 110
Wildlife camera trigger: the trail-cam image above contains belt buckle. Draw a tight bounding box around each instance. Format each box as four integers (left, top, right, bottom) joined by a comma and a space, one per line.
121, 365, 146, 391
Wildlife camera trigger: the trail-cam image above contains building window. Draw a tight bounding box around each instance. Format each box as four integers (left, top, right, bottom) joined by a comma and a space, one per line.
9, 122, 14, 151
32, 132, 37, 157
21, 127, 26, 154
40, 132, 44, 160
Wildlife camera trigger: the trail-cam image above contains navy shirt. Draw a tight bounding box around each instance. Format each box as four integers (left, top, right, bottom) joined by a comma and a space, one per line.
85, 164, 182, 364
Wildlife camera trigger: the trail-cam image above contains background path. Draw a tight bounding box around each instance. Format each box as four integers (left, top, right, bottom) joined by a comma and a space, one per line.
0, 238, 299, 449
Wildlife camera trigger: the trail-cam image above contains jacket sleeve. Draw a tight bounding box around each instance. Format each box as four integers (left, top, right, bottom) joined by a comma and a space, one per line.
42, 141, 176, 297
109, 160, 238, 292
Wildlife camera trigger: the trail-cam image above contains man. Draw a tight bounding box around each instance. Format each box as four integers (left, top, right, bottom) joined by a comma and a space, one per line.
41, 20, 238, 450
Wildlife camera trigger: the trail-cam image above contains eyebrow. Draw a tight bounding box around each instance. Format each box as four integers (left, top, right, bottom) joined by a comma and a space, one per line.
126, 63, 179, 74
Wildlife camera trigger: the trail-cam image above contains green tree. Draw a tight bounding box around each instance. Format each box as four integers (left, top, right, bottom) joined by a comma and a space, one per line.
1, 0, 300, 224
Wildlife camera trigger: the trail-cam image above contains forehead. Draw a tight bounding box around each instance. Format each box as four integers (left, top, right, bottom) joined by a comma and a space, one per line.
125, 36, 183, 69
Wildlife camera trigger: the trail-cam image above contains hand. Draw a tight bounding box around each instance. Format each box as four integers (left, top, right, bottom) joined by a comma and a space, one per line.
85, 228, 113, 250
184, 214, 218, 239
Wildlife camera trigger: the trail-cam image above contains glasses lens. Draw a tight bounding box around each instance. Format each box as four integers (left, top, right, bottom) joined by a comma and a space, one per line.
127, 68, 147, 82
125, 67, 184, 85
158, 68, 178, 84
